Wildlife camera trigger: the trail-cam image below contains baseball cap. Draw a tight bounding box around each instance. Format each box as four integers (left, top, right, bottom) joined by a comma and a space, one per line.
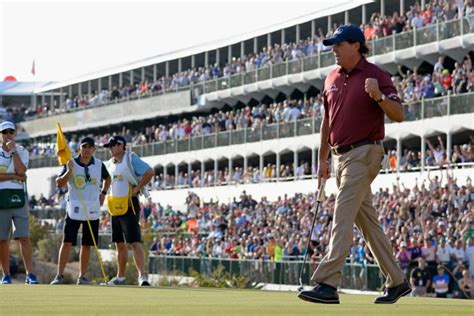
0, 121, 15, 132
400, 241, 407, 247
323, 24, 365, 46
103, 135, 126, 147
79, 137, 95, 147
437, 265, 445, 270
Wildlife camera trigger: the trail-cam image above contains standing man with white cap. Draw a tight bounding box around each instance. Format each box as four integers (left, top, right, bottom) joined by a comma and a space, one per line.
103, 136, 154, 286
0, 121, 38, 284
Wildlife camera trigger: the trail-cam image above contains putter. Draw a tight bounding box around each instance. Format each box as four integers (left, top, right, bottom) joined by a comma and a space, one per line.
297, 178, 326, 292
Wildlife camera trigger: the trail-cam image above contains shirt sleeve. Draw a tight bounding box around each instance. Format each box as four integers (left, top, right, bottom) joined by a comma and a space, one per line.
58, 165, 67, 177
130, 154, 151, 177
378, 70, 401, 103
101, 162, 110, 180
17, 146, 29, 168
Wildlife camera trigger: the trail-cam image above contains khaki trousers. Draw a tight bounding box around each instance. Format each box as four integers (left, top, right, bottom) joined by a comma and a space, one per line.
312, 144, 405, 288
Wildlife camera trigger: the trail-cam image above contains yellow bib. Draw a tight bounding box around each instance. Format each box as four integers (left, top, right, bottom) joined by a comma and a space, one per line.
106, 195, 129, 216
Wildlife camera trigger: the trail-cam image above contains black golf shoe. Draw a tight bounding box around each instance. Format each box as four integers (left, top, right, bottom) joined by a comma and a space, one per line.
297, 283, 340, 304
374, 280, 411, 304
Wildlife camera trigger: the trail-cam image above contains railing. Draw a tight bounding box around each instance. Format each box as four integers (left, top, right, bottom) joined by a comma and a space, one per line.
31, 16, 473, 120
27, 85, 191, 122
148, 255, 383, 291
28, 92, 474, 169
192, 17, 473, 97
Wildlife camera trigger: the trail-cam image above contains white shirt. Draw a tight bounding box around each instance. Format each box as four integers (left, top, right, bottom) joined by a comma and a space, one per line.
451, 247, 465, 261
436, 245, 451, 263
0, 146, 28, 190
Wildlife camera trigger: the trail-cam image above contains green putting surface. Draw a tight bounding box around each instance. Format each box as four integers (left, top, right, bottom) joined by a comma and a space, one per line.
0, 285, 472, 315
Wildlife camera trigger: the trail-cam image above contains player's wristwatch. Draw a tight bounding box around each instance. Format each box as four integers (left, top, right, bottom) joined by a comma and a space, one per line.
101, 190, 107, 195
375, 94, 386, 103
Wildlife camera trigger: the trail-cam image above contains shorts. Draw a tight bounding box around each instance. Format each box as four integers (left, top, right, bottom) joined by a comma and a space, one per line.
63, 215, 99, 246
111, 196, 142, 244
0, 205, 29, 240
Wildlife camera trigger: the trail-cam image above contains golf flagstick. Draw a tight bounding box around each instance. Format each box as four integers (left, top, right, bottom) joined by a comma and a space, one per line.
298, 178, 326, 291
75, 171, 108, 284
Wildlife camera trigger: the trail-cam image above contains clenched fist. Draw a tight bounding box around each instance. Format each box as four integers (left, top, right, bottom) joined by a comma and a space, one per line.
365, 78, 382, 101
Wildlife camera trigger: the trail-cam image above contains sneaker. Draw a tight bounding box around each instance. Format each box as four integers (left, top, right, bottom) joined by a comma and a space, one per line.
1, 275, 12, 284
76, 276, 91, 285
25, 273, 39, 284
107, 276, 126, 286
50, 274, 65, 285
138, 275, 150, 287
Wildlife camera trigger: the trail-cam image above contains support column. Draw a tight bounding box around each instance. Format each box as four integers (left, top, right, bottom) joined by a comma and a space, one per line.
119, 73, 123, 87
281, 30, 285, 47
253, 38, 258, 54
130, 70, 134, 85
259, 155, 264, 179
296, 24, 300, 43
205, 51, 209, 67
216, 49, 220, 65
50, 92, 54, 110
141, 67, 145, 81
108, 75, 112, 90
241, 41, 245, 58
98, 78, 102, 94
214, 159, 218, 186
421, 136, 426, 172
153, 65, 157, 82
165, 61, 170, 78
188, 163, 192, 187
201, 161, 205, 186
294, 151, 298, 180
396, 138, 402, 174
228, 159, 233, 185
228, 45, 232, 64
276, 153, 281, 181
327, 16, 332, 33
381, 0, 385, 17
59, 88, 64, 110
311, 20, 316, 38
362, 4, 367, 24
191, 55, 195, 69
267, 34, 271, 49
175, 165, 179, 187
163, 165, 167, 187
400, 0, 405, 16
446, 133, 452, 164
312, 148, 317, 179
87, 81, 91, 96
178, 59, 182, 73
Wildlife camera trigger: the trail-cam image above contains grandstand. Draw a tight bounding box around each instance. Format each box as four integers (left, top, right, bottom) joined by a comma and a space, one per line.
4, 0, 473, 296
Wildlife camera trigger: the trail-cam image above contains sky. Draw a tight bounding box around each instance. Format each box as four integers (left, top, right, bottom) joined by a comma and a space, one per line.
0, 0, 350, 83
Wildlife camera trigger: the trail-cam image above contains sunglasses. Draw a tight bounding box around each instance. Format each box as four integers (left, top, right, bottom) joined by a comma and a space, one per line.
84, 166, 91, 183
1, 129, 15, 135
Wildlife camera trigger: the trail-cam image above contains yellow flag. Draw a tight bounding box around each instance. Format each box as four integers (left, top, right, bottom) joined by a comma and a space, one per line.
56, 123, 71, 166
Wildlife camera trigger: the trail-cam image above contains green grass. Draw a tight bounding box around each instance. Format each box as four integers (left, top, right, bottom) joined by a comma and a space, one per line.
0, 285, 472, 316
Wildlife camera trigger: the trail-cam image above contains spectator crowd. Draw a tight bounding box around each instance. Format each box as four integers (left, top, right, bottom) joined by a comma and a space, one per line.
30, 167, 473, 298
4, 0, 473, 121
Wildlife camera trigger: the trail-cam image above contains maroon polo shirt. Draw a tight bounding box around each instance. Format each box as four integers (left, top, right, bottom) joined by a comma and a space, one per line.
323, 57, 400, 147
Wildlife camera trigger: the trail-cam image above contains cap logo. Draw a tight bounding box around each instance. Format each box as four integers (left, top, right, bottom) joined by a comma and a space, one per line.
334, 28, 343, 35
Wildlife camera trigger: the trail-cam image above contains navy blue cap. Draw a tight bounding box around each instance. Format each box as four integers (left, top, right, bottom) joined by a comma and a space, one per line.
104, 135, 126, 147
80, 137, 95, 147
323, 24, 365, 46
